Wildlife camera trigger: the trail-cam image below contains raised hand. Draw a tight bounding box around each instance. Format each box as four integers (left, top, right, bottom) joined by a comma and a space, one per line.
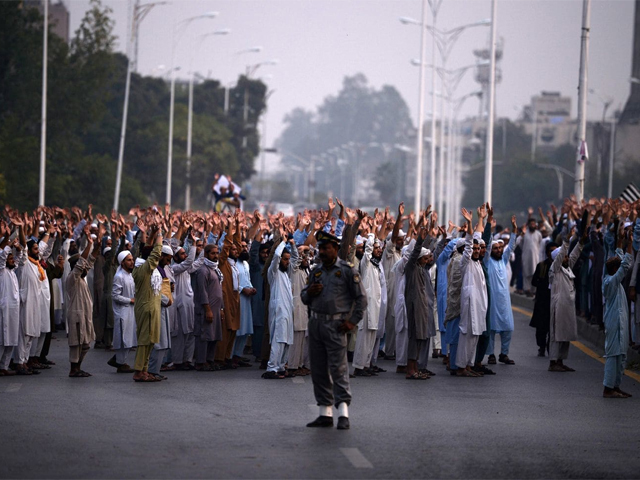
511, 215, 517, 231
461, 208, 472, 223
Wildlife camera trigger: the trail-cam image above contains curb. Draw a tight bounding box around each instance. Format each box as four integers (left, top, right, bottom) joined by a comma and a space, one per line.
510, 292, 640, 365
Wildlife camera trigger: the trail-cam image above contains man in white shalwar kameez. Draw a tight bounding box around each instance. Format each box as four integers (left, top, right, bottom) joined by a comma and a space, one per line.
231, 241, 254, 367
392, 239, 415, 372
289, 246, 311, 374
352, 233, 385, 376
108, 251, 137, 373
263, 238, 298, 378
0, 226, 23, 376
456, 208, 488, 376
521, 218, 543, 296
16, 236, 52, 375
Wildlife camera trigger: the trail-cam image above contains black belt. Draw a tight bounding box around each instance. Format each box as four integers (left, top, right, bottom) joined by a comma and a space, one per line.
310, 312, 349, 321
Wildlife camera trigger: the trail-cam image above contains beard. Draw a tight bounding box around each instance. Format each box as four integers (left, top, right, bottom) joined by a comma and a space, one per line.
356, 251, 364, 260
490, 252, 502, 261
239, 251, 250, 262
279, 264, 288, 272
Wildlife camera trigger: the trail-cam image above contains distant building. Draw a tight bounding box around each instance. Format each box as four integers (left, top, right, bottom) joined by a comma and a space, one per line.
519, 91, 577, 152
22, 0, 70, 43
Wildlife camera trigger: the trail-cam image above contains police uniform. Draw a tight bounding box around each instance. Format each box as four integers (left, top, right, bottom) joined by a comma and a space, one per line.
301, 231, 367, 414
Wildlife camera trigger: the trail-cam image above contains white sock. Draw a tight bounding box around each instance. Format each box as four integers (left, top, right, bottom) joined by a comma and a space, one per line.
320, 405, 333, 417
337, 402, 349, 418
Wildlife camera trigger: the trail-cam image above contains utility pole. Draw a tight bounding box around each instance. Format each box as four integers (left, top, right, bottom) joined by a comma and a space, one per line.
575, 0, 591, 201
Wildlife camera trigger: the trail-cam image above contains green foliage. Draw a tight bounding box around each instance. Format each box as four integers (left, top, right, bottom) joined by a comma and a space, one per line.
0, 1, 265, 213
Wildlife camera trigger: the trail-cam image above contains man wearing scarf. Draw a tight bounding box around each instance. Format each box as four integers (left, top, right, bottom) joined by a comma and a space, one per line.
66, 230, 99, 377
108, 250, 137, 373
193, 244, 224, 371
132, 225, 163, 382
16, 231, 52, 375
214, 217, 242, 368
231, 240, 254, 368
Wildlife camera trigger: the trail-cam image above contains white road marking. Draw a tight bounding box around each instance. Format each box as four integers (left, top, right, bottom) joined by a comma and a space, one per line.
5, 383, 22, 393
292, 376, 305, 384
340, 448, 373, 469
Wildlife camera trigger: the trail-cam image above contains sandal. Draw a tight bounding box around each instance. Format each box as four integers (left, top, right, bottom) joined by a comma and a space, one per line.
196, 364, 215, 372
405, 372, 426, 380
261, 371, 285, 379
69, 371, 90, 378
455, 369, 475, 377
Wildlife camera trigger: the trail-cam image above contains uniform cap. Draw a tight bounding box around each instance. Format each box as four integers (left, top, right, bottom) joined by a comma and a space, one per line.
316, 230, 340, 246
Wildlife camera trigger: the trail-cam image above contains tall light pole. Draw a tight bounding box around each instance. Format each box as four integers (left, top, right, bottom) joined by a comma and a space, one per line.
399, 0, 428, 213
607, 110, 618, 198
38, 0, 48, 206
185, 28, 230, 211
484, 0, 498, 204
574, 0, 591, 201
113, 0, 165, 212
167, 11, 218, 209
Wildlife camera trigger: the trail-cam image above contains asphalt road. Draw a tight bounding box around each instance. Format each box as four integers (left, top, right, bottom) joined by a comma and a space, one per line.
1, 306, 639, 479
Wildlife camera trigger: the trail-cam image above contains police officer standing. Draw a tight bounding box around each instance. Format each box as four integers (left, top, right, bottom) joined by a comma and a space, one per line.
301, 230, 367, 430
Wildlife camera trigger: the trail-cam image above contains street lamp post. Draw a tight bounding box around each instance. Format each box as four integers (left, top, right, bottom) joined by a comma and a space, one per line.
608, 111, 618, 198
38, 0, 48, 206
484, 0, 498, 205
574, 0, 591, 201
114, 0, 166, 212
166, 11, 218, 209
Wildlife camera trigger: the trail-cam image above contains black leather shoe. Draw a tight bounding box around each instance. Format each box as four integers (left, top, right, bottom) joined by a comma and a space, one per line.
307, 416, 333, 428
337, 416, 350, 430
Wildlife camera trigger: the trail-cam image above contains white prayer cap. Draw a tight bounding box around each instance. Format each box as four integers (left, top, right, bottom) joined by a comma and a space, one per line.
91, 222, 98, 228
174, 246, 184, 254
161, 245, 174, 256
398, 229, 406, 238
401, 245, 411, 257
38, 227, 45, 233
478, 239, 486, 246
103, 247, 111, 255
418, 248, 431, 259
39, 220, 45, 225
501, 233, 510, 240
624, 221, 632, 228
495, 239, 504, 246
356, 235, 365, 246
117, 250, 132, 265
551, 248, 561, 261
135, 257, 145, 267
90, 234, 97, 240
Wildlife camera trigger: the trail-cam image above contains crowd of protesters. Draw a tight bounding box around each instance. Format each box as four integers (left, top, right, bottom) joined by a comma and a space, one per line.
0, 194, 636, 399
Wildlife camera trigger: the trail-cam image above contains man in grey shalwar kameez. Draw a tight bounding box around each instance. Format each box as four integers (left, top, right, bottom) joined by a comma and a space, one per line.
108, 250, 137, 372
548, 228, 586, 373
193, 244, 224, 371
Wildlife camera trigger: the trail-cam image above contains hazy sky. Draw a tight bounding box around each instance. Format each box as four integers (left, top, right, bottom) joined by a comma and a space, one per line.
65, 0, 635, 164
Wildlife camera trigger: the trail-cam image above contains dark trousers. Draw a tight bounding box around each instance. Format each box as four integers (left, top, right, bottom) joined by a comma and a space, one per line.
308, 316, 351, 407
474, 330, 490, 364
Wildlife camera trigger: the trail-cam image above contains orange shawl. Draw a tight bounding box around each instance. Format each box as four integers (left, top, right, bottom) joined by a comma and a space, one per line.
28, 256, 46, 281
